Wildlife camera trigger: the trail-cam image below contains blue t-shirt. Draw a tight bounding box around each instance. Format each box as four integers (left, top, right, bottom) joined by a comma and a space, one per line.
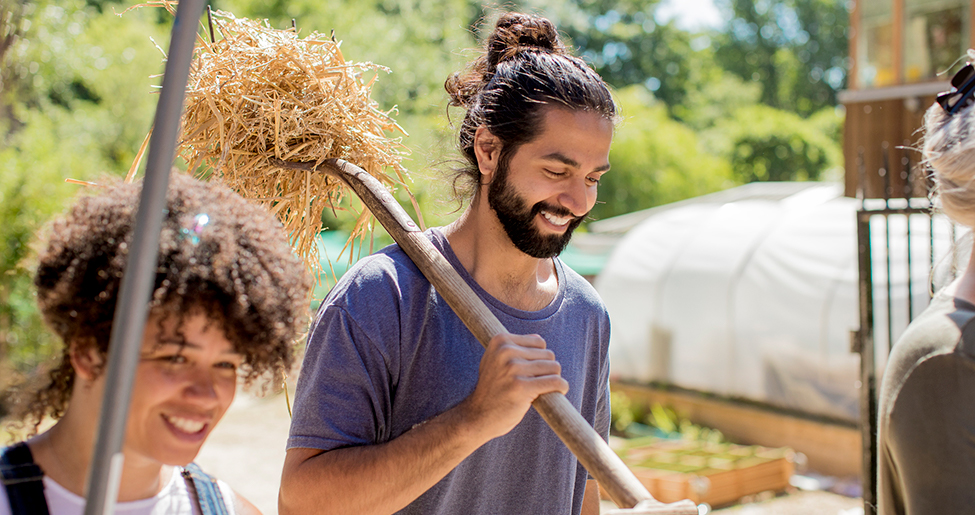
288, 228, 610, 515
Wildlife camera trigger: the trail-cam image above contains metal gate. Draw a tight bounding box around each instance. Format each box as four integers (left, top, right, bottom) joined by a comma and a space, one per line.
854, 146, 962, 514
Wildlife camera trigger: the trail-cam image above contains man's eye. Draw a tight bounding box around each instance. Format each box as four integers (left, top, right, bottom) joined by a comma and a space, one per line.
545, 169, 566, 177
587, 176, 601, 185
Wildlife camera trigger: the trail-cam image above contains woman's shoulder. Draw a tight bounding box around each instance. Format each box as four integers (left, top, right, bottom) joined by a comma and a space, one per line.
0, 462, 246, 515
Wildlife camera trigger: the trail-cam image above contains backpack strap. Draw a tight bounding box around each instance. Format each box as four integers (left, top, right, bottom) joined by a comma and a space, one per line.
0, 442, 51, 515
181, 462, 230, 515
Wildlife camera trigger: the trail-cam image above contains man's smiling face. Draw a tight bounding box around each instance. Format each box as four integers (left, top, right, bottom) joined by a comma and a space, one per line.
487, 107, 613, 258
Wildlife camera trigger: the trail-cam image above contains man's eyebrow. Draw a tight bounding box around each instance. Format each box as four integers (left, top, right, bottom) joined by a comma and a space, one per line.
540, 152, 610, 172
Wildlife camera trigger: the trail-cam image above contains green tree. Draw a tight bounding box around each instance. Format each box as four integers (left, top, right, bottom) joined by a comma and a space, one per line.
713, 0, 850, 116
715, 104, 843, 182
0, 0, 167, 387
591, 85, 736, 221
551, 0, 714, 116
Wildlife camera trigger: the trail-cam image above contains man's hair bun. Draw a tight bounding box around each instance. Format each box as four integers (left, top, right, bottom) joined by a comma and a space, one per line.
486, 13, 565, 72
445, 13, 567, 109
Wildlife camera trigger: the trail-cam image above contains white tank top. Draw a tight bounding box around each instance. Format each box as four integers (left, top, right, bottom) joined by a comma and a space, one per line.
0, 466, 238, 515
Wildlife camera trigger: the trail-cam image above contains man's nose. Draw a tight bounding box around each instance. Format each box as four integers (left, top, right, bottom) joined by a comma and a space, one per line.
559, 177, 591, 217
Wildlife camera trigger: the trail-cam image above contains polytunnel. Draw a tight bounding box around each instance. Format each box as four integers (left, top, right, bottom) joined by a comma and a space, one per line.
593, 182, 962, 421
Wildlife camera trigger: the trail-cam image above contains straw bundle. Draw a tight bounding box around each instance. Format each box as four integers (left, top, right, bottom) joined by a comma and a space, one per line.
164, 6, 411, 272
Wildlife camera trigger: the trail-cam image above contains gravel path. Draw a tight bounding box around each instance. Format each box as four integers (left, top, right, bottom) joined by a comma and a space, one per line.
198, 390, 863, 515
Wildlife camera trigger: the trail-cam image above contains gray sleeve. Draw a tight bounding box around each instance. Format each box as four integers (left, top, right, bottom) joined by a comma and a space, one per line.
588, 312, 612, 482
594, 340, 611, 441
287, 305, 392, 451
883, 352, 975, 514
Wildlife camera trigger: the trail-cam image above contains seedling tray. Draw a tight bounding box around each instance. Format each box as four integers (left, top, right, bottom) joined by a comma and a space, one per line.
601, 438, 794, 508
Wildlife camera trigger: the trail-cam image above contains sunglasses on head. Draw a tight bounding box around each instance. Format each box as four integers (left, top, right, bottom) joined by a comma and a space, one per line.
937, 63, 975, 115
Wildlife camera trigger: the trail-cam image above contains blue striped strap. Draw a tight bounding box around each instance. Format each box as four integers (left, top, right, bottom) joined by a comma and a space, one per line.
1, 442, 50, 515
181, 462, 230, 515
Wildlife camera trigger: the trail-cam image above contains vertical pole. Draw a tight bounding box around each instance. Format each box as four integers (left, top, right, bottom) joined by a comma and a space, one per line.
857, 210, 878, 515
82, 1, 206, 513
881, 144, 895, 351
856, 147, 878, 515
903, 155, 914, 321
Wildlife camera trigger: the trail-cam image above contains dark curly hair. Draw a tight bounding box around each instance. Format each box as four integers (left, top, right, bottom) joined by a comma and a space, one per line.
18, 172, 311, 430
443, 12, 618, 199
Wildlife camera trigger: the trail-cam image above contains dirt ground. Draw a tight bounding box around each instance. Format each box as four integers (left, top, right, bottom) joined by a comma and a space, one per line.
196, 390, 864, 515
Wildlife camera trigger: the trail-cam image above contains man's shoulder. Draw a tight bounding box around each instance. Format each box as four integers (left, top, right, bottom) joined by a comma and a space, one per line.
322, 242, 428, 311
556, 258, 606, 312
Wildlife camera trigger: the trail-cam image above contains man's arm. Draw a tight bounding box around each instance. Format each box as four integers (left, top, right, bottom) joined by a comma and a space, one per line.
279, 333, 568, 515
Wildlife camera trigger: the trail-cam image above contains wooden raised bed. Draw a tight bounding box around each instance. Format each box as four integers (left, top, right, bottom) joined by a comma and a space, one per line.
601, 438, 795, 508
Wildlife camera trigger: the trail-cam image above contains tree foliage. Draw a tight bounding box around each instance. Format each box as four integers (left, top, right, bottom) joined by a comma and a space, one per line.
555, 0, 708, 114
716, 104, 843, 182
713, 0, 850, 116
0, 0, 850, 390
592, 86, 734, 221
0, 0, 166, 381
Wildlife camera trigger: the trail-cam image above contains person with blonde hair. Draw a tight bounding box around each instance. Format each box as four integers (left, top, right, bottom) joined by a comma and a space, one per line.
878, 58, 975, 514
0, 173, 311, 514
281, 12, 616, 515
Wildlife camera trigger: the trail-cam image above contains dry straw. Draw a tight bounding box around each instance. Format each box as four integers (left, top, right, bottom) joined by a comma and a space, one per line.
130, 2, 413, 274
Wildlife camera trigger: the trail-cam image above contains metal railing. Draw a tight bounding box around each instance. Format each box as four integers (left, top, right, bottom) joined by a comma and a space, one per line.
853, 144, 961, 514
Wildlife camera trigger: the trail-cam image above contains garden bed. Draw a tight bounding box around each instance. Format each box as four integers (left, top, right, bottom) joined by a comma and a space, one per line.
602, 437, 795, 508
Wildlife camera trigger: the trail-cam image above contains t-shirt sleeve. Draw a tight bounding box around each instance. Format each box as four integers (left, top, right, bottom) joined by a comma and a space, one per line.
595, 310, 612, 440
287, 304, 393, 451
594, 342, 611, 441
588, 311, 612, 482
885, 352, 975, 514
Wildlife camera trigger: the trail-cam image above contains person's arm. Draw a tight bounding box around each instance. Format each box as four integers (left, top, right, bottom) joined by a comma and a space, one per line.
279, 332, 568, 515
232, 491, 262, 515
582, 479, 601, 515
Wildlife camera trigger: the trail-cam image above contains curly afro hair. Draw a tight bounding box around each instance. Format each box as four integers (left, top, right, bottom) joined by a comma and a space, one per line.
22, 172, 312, 428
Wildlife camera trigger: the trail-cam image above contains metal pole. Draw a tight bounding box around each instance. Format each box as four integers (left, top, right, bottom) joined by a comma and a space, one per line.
857, 210, 878, 515
83, 0, 206, 513
855, 147, 877, 514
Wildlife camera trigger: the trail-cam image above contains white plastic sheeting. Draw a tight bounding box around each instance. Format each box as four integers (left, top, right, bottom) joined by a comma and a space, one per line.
595, 183, 961, 421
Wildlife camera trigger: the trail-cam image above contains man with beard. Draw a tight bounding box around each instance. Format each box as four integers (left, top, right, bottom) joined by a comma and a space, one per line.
280, 12, 616, 515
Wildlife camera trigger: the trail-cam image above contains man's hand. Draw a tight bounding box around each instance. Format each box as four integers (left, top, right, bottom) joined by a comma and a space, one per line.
459, 332, 569, 440
280, 332, 570, 515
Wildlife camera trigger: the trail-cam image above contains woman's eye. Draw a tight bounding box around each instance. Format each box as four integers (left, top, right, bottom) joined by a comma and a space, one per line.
162, 354, 187, 365
216, 361, 238, 371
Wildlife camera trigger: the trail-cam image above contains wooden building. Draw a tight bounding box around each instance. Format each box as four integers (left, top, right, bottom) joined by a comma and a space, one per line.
842, 0, 972, 198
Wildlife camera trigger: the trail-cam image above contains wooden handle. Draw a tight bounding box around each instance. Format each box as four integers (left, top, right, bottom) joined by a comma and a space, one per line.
272, 158, 698, 514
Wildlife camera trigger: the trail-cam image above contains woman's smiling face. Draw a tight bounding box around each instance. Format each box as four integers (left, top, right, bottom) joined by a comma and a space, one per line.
120, 312, 241, 467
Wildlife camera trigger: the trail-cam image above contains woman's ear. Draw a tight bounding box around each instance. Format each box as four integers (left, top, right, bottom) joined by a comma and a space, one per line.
473, 126, 501, 183
69, 339, 104, 382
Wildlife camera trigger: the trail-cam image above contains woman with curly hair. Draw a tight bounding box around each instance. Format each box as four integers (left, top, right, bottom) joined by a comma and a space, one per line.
0, 172, 311, 514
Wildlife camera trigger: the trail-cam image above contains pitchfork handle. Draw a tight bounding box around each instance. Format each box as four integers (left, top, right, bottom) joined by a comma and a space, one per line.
273, 158, 698, 514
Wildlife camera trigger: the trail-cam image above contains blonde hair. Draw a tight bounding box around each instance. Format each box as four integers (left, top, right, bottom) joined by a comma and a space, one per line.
923, 98, 975, 228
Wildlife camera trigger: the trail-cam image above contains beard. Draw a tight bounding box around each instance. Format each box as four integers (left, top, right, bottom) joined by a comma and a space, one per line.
487, 160, 587, 259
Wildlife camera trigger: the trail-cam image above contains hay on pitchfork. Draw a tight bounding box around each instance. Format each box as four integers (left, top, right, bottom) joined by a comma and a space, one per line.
143, 4, 413, 274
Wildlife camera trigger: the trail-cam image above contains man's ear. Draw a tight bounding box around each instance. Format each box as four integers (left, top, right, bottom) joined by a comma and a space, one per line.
69, 339, 104, 382
473, 126, 501, 183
